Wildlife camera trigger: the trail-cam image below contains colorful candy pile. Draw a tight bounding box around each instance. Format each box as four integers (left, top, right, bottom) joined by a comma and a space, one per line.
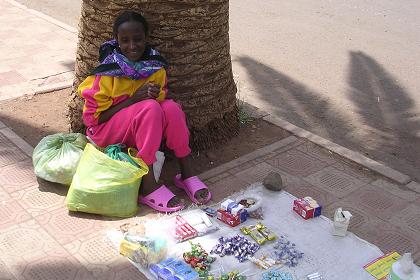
149, 258, 199, 280
183, 242, 216, 277
262, 269, 293, 280
211, 235, 260, 262
272, 236, 304, 267
209, 270, 247, 280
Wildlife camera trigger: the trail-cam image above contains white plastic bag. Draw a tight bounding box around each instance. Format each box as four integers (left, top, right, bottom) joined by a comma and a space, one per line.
153, 151, 165, 181
33, 133, 87, 185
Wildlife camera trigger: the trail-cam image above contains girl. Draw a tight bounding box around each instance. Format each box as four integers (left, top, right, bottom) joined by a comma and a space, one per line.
78, 11, 211, 213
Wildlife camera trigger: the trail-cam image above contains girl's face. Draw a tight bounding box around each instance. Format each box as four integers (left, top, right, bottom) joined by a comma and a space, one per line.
117, 20, 147, 62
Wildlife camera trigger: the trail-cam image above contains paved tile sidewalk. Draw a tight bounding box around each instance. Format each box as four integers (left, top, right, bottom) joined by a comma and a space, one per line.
0, 0, 76, 101
1, 0, 419, 278
0, 118, 419, 279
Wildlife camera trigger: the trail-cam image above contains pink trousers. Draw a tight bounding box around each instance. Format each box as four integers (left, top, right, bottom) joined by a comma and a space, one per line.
86, 99, 191, 165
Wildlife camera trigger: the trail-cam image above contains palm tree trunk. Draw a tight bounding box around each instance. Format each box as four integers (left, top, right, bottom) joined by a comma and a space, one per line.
68, 0, 238, 150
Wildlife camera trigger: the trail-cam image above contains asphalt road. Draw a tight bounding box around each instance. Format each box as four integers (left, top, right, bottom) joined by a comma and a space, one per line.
229, 0, 420, 182
14, 0, 420, 182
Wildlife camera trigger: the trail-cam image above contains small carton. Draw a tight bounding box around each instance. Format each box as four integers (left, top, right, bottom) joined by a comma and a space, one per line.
174, 215, 197, 242
293, 196, 322, 220
217, 209, 241, 227
231, 204, 244, 216
220, 199, 235, 211
230, 204, 248, 223
239, 209, 248, 223
332, 208, 352, 236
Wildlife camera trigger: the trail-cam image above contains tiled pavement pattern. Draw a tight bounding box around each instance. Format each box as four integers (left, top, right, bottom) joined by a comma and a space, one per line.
0, 0, 76, 101
1, 125, 419, 280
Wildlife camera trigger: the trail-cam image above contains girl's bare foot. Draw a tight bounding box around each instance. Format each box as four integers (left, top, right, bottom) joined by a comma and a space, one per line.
179, 155, 209, 203
140, 165, 181, 207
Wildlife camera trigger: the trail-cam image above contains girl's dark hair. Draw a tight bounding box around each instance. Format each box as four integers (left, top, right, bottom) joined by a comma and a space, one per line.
113, 11, 149, 37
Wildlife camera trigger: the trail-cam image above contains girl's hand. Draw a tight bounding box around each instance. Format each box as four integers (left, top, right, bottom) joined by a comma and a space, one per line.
146, 83, 160, 99
131, 83, 160, 103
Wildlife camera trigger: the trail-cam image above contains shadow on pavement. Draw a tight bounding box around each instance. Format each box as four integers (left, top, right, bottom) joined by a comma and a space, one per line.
347, 51, 420, 181
0, 110, 66, 147
60, 60, 76, 71
237, 52, 420, 182
37, 177, 69, 196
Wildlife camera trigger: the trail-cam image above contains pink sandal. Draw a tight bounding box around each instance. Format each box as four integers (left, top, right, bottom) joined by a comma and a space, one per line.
174, 174, 212, 205
138, 185, 184, 213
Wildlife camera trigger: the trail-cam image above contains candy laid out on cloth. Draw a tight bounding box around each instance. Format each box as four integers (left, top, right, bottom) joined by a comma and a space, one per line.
240, 225, 266, 245
211, 235, 260, 263
174, 215, 198, 243
236, 195, 262, 212
236, 195, 264, 220
150, 258, 199, 280
180, 210, 219, 237
256, 223, 277, 241
262, 269, 294, 280
306, 271, 324, 280
247, 207, 264, 220
183, 242, 216, 278
248, 255, 278, 270
108, 184, 386, 279
241, 223, 277, 245
272, 236, 304, 267
209, 270, 247, 280
202, 207, 217, 217
119, 233, 167, 268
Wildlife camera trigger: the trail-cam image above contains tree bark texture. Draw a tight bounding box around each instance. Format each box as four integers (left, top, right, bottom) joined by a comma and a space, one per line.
68, 0, 239, 150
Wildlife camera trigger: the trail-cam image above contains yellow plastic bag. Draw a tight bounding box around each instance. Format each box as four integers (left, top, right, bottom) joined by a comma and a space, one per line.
66, 144, 149, 217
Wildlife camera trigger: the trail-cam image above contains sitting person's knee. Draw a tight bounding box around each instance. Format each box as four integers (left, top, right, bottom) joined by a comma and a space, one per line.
161, 100, 183, 116
142, 99, 162, 113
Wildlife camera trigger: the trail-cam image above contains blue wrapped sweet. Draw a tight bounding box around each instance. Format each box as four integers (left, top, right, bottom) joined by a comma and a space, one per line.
272, 236, 304, 267
211, 234, 259, 263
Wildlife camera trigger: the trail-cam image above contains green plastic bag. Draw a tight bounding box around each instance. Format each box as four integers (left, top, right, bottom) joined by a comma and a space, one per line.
66, 143, 149, 217
104, 144, 140, 167
32, 133, 88, 185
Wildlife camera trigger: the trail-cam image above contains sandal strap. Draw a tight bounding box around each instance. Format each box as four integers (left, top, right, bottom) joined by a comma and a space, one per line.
143, 185, 176, 207
182, 176, 208, 194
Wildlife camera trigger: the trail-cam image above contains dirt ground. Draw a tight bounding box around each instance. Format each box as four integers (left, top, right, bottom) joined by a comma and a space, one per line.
0, 89, 290, 181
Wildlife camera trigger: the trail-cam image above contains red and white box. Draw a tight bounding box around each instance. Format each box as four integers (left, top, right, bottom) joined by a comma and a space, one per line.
293, 196, 322, 220
174, 215, 197, 242
217, 209, 241, 227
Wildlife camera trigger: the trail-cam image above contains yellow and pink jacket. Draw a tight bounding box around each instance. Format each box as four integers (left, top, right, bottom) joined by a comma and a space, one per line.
77, 68, 167, 127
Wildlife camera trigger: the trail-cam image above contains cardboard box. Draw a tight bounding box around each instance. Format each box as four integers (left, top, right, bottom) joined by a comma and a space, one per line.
217, 209, 241, 227
293, 196, 322, 220
174, 215, 197, 242
220, 199, 235, 211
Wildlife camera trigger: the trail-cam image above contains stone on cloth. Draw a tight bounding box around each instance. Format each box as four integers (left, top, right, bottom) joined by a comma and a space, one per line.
263, 172, 283, 191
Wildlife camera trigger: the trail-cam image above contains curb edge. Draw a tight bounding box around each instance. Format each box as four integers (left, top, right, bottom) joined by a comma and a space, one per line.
34, 80, 73, 95
263, 114, 412, 185
0, 126, 34, 158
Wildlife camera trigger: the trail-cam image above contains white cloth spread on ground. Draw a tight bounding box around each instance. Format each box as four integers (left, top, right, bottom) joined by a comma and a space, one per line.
108, 183, 383, 280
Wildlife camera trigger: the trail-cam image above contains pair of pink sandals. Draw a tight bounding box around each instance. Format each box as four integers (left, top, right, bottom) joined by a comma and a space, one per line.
138, 174, 211, 212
